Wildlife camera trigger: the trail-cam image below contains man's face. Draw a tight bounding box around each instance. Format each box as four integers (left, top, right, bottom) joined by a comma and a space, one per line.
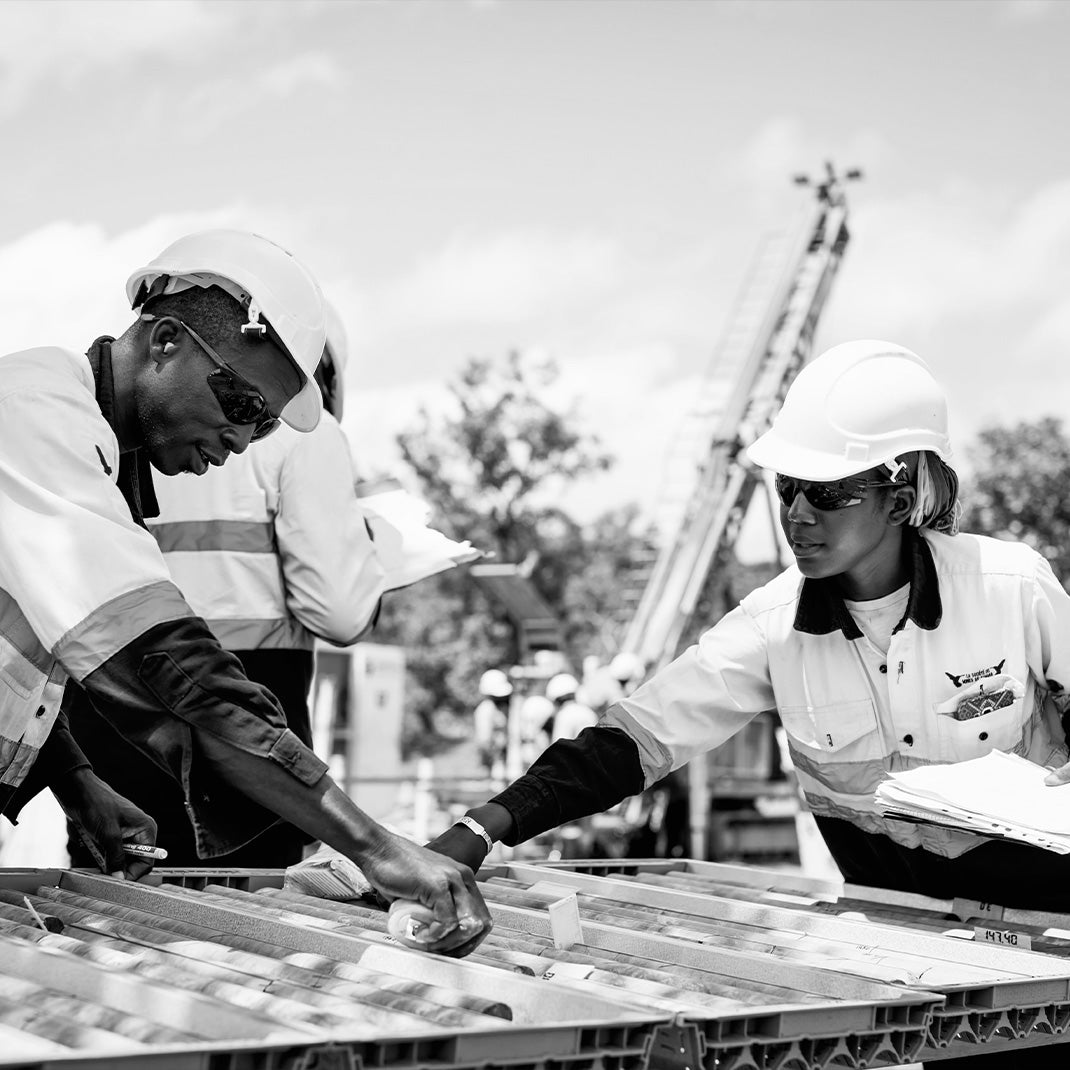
136, 322, 302, 476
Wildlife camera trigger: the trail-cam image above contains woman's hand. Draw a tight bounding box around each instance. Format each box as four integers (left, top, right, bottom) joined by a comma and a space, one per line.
425, 822, 491, 874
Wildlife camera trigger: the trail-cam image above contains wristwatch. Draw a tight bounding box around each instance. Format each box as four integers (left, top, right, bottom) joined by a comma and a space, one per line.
454, 814, 494, 853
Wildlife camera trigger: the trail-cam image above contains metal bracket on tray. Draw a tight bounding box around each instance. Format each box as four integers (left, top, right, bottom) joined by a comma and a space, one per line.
289, 1044, 363, 1070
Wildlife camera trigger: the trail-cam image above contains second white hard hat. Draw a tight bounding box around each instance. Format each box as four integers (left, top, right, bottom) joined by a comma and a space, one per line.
746, 340, 953, 481
478, 669, 513, 698
127, 229, 326, 433
609, 652, 644, 682
546, 673, 579, 702
323, 300, 349, 378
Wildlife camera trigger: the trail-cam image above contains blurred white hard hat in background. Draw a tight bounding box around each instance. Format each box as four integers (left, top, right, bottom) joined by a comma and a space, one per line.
609, 652, 644, 682
546, 673, 579, 702
478, 669, 513, 698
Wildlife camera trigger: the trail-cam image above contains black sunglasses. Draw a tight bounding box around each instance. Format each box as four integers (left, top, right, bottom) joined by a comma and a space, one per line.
144, 314, 280, 440
774, 473, 902, 511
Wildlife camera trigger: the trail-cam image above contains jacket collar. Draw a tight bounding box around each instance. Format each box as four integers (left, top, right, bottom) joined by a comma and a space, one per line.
793, 528, 942, 640
86, 337, 160, 526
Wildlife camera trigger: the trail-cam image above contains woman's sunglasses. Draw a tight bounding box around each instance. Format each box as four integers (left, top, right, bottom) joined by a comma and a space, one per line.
142, 314, 280, 441
774, 473, 902, 511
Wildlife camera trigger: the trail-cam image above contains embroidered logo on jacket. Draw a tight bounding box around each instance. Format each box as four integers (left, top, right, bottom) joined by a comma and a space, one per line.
945, 659, 1005, 688
95, 445, 113, 476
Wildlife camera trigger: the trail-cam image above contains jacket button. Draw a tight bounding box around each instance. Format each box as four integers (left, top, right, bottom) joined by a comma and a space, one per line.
903, 734, 913, 746
879, 664, 888, 674
34, 706, 46, 718
979, 732, 988, 741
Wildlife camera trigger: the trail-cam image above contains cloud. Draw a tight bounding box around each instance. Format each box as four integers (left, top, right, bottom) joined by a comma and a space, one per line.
821, 176, 1070, 466
369, 229, 627, 334
0, 1, 228, 117
0, 209, 254, 353
168, 52, 349, 137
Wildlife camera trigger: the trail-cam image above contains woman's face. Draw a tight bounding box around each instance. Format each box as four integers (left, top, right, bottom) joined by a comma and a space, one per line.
778, 469, 910, 596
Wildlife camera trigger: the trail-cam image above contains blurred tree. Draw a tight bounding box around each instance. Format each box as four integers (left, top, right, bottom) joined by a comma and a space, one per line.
376, 351, 660, 757
962, 417, 1070, 584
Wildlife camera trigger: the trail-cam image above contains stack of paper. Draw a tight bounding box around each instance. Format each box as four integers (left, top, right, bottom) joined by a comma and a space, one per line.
356, 479, 483, 591
875, 751, 1070, 854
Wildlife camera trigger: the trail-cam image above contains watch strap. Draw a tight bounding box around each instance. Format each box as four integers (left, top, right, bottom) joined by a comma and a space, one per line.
455, 814, 493, 853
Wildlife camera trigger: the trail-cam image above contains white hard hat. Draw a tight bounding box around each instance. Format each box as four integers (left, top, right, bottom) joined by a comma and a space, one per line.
127, 229, 326, 433
609, 652, 644, 682
746, 340, 953, 481
323, 300, 349, 378
520, 694, 554, 730
478, 669, 513, 698
546, 673, 579, 702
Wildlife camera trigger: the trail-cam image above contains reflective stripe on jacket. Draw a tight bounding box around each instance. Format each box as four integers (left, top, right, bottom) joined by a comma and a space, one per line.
150, 413, 386, 651
605, 530, 1070, 859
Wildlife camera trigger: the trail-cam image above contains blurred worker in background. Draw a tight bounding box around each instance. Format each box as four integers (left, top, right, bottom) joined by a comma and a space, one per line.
519, 693, 554, 764
546, 673, 598, 742
474, 669, 512, 777
70, 302, 385, 868
609, 652, 645, 697
0, 228, 488, 952
429, 338, 1070, 982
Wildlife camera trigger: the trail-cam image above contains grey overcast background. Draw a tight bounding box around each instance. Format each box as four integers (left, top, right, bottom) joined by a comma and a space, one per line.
1, 0, 1067, 544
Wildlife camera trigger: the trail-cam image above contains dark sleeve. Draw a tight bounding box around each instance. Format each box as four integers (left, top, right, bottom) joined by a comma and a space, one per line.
489, 725, 645, 845
5, 702, 91, 821
76, 616, 328, 787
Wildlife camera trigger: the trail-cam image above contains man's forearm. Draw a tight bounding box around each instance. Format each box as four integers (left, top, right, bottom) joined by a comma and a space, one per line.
195, 731, 388, 859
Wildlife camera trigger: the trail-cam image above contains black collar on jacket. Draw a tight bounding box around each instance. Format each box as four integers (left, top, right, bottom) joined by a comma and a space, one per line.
86, 337, 159, 527
792, 528, 942, 640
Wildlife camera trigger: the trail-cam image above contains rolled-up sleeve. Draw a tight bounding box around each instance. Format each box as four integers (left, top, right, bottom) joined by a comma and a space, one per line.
604, 605, 775, 785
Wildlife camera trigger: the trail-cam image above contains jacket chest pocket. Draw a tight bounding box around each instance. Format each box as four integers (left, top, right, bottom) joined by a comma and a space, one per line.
779, 699, 884, 762
934, 673, 1025, 760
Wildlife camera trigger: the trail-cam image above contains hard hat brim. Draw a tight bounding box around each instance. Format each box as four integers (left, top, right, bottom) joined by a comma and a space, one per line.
281, 377, 323, 433
747, 427, 878, 481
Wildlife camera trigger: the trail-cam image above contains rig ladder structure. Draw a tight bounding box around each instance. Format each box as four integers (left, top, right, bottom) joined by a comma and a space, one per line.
622, 162, 861, 858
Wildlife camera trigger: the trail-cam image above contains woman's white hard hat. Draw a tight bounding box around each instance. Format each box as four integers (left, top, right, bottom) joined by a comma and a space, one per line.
127, 229, 326, 433
478, 669, 513, 698
746, 340, 953, 481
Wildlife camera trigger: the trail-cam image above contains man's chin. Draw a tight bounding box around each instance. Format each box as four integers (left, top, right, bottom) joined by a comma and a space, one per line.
146, 449, 184, 477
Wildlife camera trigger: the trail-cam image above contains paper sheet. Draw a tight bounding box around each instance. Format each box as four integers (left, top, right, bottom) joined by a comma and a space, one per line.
875, 751, 1070, 854
356, 482, 483, 590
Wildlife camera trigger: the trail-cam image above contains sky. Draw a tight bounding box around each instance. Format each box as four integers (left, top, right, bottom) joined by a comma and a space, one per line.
1, 0, 1068, 559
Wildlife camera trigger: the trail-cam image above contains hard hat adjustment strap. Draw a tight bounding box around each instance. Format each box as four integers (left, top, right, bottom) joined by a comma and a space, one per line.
240, 299, 267, 340
884, 457, 908, 482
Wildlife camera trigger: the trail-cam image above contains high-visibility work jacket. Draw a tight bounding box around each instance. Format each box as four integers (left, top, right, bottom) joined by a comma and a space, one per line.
150, 413, 385, 652
0, 347, 192, 801
605, 530, 1070, 859
0, 343, 330, 856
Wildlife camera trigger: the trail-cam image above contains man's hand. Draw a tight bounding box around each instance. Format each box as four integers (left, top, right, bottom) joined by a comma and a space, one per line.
1045, 761, 1070, 787
52, 769, 158, 880
359, 831, 492, 957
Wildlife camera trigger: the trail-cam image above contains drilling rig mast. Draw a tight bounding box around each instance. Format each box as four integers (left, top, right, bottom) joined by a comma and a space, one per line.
622, 164, 862, 859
